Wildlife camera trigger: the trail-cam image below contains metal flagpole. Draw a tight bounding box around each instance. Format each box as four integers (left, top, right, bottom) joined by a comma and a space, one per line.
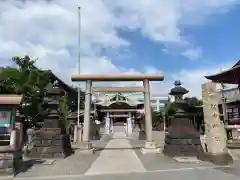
77, 6, 81, 131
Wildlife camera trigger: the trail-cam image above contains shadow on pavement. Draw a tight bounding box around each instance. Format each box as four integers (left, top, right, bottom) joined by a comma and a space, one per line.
16, 159, 45, 175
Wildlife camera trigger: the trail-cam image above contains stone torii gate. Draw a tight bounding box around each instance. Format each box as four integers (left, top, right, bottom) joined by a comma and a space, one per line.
71, 74, 164, 154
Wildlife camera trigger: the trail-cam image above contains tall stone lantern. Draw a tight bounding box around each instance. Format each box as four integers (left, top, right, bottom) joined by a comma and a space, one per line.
163, 81, 203, 158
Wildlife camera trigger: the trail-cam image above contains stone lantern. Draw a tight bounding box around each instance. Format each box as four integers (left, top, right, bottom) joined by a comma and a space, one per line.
169, 80, 188, 103
26, 82, 73, 159
163, 81, 203, 158
43, 81, 64, 128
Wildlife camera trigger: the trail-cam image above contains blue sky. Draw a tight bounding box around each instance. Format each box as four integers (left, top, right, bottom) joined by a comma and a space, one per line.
115, 4, 240, 73
0, 0, 240, 97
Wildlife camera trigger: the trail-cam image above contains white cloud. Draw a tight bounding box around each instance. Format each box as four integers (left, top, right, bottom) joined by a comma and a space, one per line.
0, 0, 239, 96
181, 47, 202, 60
105, 0, 239, 43
150, 61, 237, 98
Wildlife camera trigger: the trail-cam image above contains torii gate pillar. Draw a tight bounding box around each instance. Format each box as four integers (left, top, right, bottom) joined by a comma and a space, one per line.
141, 79, 161, 154
82, 80, 92, 149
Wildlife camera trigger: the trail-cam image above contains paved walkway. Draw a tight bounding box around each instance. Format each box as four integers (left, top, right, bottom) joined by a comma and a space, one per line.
85, 131, 146, 175
7, 128, 240, 180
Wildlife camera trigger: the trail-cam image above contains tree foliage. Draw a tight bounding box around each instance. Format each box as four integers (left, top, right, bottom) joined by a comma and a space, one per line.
164, 97, 204, 130
165, 97, 203, 116
165, 102, 176, 116
184, 96, 202, 106
0, 56, 51, 126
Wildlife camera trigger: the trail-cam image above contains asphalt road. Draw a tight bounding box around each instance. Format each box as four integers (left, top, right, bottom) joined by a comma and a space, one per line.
2, 166, 238, 180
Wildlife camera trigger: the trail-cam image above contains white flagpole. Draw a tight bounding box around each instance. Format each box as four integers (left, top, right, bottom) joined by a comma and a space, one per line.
77, 6, 81, 127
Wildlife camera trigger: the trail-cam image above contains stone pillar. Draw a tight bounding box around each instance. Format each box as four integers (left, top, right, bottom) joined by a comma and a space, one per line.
10, 130, 17, 149
73, 125, 78, 143
77, 124, 83, 143
15, 122, 23, 148
127, 117, 132, 136
163, 112, 166, 133
128, 112, 133, 135
202, 82, 232, 164
141, 79, 160, 154
110, 117, 114, 134
82, 80, 93, 150
105, 116, 110, 135
143, 79, 152, 141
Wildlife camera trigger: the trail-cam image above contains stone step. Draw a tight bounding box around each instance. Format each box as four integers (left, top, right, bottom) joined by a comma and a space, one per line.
165, 137, 202, 145
227, 141, 240, 149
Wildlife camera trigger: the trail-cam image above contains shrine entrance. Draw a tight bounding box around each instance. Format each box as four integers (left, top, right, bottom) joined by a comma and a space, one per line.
109, 102, 131, 124
97, 97, 142, 136
105, 101, 138, 127
71, 74, 164, 154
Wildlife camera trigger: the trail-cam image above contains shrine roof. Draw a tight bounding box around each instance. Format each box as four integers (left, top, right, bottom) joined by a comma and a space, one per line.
205, 60, 240, 84
95, 93, 143, 106
32, 65, 78, 94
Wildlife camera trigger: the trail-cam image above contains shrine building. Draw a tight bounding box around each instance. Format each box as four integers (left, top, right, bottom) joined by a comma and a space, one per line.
93, 92, 168, 124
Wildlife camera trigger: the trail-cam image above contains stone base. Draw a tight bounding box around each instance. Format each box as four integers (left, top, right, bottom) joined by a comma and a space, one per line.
227, 140, 240, 149
139, 131, 146, 140
75, 142, 93, 150
163, 132, 203, 157
140, 148, 161, 154
0, 153, 18, 177
173, 156, 201, 163
27, 134, 73, 159
74, 142, 95, 154
75, 148, 96, 154
140, 141, 161, 154
201, 152, 233, 165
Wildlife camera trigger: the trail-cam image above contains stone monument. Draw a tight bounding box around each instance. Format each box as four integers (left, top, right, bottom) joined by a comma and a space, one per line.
26, 82, 73, 158
0, 95, 23, 176
163, 81, 203, 158
201, 82, 232, 165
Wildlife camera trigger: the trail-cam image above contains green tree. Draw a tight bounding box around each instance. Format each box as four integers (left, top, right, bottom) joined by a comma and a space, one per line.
165, 102, 176, 116
0, 56, 51, 126
165, 97, 204, 131
184, 96, 202, 106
